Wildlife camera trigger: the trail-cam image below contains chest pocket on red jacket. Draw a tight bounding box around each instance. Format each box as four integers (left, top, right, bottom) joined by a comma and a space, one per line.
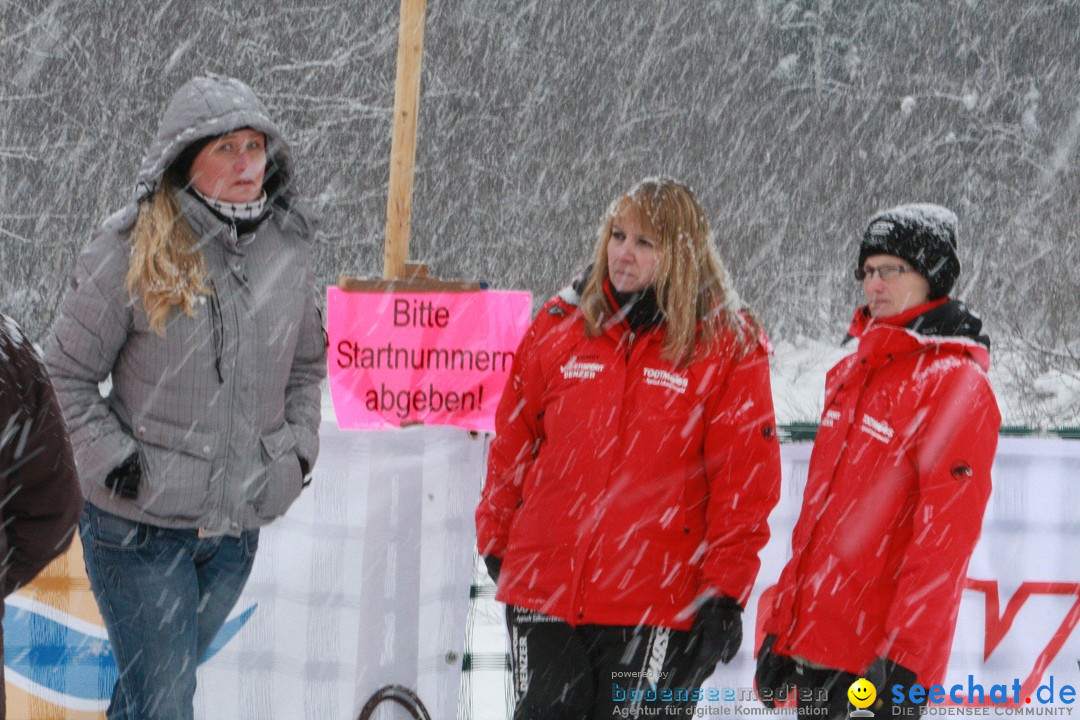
633, 366, 701, 450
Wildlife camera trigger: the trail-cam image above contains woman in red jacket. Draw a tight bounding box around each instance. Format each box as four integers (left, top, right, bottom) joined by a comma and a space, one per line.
755, 204, 1001, 719
476, 178, 782, 719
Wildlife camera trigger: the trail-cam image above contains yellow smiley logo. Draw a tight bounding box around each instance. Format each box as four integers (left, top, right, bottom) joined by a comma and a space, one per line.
848, 678, 877, 709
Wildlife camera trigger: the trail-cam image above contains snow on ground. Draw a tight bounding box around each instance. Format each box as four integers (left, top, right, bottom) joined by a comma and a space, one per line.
988, 343, 1080, 429
768, 335, 851, 425
1029, 368, 1080, 426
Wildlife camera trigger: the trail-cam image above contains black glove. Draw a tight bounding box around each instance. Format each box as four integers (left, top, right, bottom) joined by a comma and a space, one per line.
755, 634, 796, 708
104, 452, 141, 500
483, 555, 502, 584
689, 595, 743, 671
866, 657, 920, 717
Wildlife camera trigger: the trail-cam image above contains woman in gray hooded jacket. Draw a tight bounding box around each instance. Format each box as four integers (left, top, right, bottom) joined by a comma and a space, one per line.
44, 74, 326, 720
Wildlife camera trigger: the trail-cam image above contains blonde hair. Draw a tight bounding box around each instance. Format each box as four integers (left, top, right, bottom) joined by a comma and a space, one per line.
579, 178, 755, 365
125, 173, 209, 336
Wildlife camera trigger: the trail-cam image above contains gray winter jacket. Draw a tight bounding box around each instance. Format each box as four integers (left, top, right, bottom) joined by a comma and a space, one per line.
44, 75, 326, 534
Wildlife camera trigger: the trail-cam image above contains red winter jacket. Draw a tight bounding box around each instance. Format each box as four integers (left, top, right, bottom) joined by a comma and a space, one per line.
476, 287, 781, 630
760, 299, 1000, 686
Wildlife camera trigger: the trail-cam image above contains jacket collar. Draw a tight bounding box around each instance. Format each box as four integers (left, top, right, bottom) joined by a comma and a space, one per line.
847, 298, 991, 372
602, 278, 664, 330
554, 269, 664, 344
174, 188, 252, 252
848, 298, 947, 337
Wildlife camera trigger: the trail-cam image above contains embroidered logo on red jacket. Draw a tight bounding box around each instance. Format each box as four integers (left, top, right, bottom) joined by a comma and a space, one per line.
860, 413, 895, 443
560, 359, 605, 380
643, 367, 689, 394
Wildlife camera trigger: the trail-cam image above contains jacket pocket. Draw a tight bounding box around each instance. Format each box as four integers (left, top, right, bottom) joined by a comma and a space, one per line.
132, 417, 215, 522
254, 423, 302, 520
86, 505, 151, 552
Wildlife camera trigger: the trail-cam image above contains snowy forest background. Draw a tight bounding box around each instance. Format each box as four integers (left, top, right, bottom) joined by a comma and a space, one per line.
1, 0, 1078, 428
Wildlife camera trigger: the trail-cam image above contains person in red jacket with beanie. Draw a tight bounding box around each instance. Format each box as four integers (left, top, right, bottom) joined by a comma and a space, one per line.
476, 178, 782, 719
755, 204, 1001, 719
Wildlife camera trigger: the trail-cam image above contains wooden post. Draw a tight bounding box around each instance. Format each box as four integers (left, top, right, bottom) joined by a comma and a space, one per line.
383, 0, 427, 280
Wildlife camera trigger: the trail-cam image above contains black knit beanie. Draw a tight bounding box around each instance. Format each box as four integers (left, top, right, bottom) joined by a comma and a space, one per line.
858, 203, 961, 300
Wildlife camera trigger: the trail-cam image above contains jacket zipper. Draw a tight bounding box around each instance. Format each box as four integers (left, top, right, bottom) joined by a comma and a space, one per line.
208, 278, 224, 384
576, 326, 637, 621
222, 224, 244, 531
216, 225, 242, 532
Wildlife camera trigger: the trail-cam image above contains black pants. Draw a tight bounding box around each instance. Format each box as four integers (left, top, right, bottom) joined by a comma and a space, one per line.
506, 605, 711, 720
792, 664, 858, 720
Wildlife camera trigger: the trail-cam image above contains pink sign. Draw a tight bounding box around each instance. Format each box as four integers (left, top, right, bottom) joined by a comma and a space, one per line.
327, 288, 532, 431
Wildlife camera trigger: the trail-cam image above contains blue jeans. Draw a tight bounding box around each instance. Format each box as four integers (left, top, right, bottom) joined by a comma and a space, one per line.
79, 502, 259, 720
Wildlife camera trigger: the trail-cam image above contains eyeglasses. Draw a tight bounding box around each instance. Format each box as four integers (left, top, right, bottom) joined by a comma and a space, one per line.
854, 264, 915, 281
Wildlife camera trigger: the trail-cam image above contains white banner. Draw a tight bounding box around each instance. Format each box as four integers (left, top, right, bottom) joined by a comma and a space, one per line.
6, 431, 1078, 719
